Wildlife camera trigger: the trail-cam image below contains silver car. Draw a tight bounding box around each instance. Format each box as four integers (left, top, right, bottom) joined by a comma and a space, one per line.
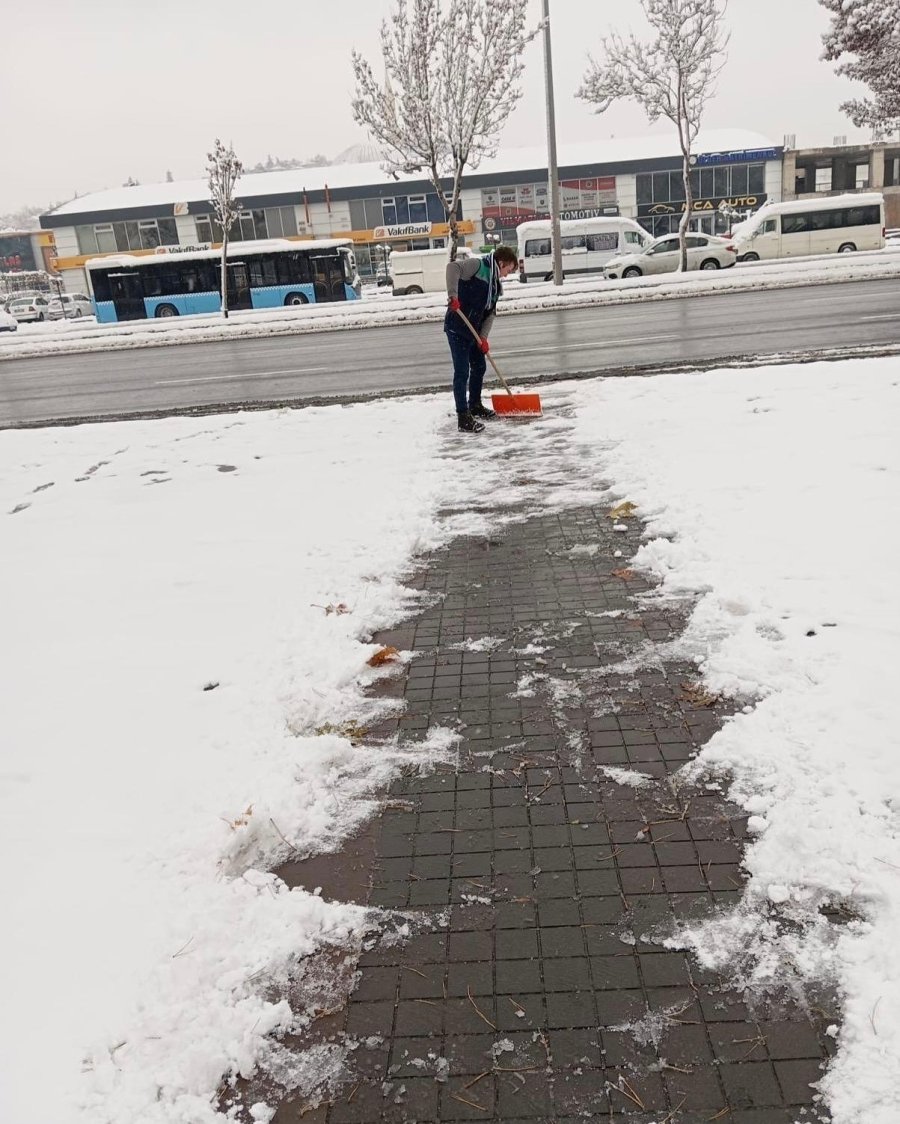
603, 233, 737, 279
47, 293, 94, 320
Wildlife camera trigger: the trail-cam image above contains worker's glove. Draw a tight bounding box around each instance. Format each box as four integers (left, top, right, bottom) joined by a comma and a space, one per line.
479, 337, 490, 354
448, 297, 461, 312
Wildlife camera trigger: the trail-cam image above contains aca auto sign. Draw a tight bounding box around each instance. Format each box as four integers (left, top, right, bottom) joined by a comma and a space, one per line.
637, 195, 767, 217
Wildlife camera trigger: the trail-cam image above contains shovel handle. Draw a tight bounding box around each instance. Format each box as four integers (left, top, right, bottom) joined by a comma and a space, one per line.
453, 307, 515, 397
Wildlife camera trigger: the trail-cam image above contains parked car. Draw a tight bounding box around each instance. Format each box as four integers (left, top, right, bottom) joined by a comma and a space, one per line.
0, 306, 18, 332
47, 292, 94, 320
8, 294, 51, 322
603, 233, 737, 279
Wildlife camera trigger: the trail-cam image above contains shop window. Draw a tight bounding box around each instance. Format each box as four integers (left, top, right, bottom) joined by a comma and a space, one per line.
669, 174, 685, 202
652, 171, 669, 202
76, 226, 99, 255
381, 197, 397, 225
748, 164, 766, 194
408, 195, 427, 223
157, 218, 178, 245
714, 167, 729, 197
95, 225, 117, 253
636, 174, 652, 205
114, 223, 131, 252
730, 165, 749, 195
139, 221, 161, 249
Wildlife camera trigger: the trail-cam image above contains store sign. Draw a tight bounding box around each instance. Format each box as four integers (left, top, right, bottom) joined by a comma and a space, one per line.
373, 222, 432, 239
560, 206, 618, 220
637, 195, 766, 217
695, 148, 778, 166
154, 243, 212, 254
484, 206, 618, 230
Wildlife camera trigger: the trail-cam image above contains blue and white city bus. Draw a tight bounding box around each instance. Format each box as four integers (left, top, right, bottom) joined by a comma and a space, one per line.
85, 238, 361, 322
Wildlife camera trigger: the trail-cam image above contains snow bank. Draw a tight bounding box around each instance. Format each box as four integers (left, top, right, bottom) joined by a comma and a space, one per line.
0, 398, 480, 1123
568, 358, 900, 1122
3, 247, 899, 361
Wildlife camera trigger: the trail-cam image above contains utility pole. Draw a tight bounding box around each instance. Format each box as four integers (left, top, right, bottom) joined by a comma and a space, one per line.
542, 0, 563, 286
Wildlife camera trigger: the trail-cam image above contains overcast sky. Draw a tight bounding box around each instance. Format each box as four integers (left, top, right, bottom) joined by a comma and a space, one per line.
0, 0, 873, 215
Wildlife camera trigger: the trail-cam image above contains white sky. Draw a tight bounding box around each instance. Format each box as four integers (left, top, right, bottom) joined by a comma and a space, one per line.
0, 0, 873, 214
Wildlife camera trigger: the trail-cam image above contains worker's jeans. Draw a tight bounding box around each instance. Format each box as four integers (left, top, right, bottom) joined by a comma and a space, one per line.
446, 329, 487, 414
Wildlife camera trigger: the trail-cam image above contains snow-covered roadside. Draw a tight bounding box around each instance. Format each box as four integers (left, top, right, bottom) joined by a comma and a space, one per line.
566, 359, 900, 1122
3, 247, 900, 361
5, 353, 900, 1123
0, 400, 495, 1124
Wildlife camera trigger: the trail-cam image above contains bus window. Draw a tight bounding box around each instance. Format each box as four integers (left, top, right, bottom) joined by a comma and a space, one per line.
525, 238, 551, 256
762, 218, 777, 234
586, 233, 617, 252
560, 235, 586, 251
782, 214, 810, 234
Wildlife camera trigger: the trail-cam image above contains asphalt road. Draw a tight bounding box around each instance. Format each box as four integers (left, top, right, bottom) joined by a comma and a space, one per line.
2, 277, 899, 428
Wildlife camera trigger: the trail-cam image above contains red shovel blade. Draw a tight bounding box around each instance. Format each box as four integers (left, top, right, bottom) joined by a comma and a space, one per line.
491, 391, 543, 417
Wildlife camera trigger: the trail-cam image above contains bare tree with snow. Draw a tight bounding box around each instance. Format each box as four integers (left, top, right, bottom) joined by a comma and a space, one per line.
351, 0, 536, 258
578, 0, 728, 272
206, 139, 243, 318
819, 0, 900, 136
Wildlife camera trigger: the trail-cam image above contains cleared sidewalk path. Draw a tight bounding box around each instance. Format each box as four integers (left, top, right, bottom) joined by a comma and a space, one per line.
279, 492, 836, 1122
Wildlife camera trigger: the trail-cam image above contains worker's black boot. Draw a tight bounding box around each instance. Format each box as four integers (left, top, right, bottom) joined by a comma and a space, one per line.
457, 411, 485, 434
470, 403, 497, 420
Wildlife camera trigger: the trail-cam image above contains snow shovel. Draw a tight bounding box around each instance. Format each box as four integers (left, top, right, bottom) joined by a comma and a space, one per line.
454, 308, 543, 417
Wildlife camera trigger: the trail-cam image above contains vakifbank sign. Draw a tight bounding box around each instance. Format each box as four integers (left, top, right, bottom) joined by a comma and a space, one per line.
373, 222, 433, 239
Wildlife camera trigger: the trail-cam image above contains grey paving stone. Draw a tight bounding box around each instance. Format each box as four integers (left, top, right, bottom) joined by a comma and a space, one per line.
288, 506, 838, 1124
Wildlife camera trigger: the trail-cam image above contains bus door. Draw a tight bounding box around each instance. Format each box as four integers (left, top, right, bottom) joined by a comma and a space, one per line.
107, 272, 145, 320
225, 262, 252, 310
310, 254, 347, 302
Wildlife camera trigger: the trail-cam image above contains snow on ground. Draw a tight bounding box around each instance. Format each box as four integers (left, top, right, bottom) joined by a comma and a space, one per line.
565, 358, 900, 1123
0, 400, 485, 1124
3, 246, 900, 361
4, 352, 899, 1122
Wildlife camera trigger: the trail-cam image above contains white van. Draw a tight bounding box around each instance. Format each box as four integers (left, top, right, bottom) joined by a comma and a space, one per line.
731, 192, 885, 261
390, 246, 472, 296
516, 217, 653, 282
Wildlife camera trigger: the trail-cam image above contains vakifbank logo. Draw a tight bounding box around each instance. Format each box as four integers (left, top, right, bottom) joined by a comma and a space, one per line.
373, 222, 433, 239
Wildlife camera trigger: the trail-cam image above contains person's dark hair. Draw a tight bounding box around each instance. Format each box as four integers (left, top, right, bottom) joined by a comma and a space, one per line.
493, 245, 518, 266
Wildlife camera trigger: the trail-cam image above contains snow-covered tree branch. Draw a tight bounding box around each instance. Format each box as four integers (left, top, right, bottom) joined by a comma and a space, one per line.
206, 139, 243, 318
351, 0, 537, 257
578, 0, 728, 272
819, 0, 900, 136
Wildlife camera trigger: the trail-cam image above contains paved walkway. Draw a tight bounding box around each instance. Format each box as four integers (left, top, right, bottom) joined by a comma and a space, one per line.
275, 496, 836, 1123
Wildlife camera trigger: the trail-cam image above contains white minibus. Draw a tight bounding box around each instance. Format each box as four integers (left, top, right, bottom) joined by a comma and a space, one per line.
516, 217, 653, 282
731, 192, 885, 261
390, 246, 471, 296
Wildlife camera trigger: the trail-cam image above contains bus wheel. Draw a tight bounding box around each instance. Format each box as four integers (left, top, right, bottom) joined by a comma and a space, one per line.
740, 252, 759, 262
838, 242, 856, 253
519, 273, 527, 283
623, 267, 642, 278
155, 304, 179, 317
406, 286, 423, 295
284, 292, 309, 306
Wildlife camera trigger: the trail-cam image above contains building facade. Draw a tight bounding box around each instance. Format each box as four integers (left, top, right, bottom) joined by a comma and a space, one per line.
782, 139, 900, 227
40, 131, 784, 292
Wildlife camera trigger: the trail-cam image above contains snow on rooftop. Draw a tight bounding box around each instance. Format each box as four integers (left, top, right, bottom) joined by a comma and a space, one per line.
47, 129, 776, 218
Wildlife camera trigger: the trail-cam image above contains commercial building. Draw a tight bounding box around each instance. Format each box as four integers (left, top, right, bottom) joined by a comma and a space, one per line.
40, 129, 782, 292
782, 139, 900, 227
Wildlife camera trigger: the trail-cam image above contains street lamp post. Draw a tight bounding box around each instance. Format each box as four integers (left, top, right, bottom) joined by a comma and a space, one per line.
542, 0, 563, 286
